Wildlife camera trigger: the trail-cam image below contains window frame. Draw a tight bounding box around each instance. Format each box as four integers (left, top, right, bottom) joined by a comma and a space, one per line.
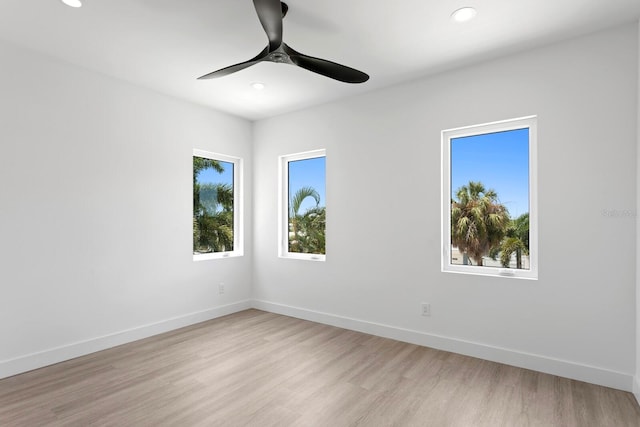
441, 116, 538, 280
193, 149, 243, 261
278, 149, 327, 262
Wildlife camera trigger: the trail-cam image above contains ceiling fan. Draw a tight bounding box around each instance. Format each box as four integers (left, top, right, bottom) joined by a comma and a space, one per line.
198, 0, 369, 84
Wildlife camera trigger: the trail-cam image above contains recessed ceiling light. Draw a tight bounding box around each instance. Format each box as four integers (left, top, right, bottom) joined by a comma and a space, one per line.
451, 7, 477, 23
61, 0, 82, 7
251, 82, 266, 90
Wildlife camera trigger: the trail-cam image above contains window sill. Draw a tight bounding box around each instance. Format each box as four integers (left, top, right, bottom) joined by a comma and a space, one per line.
442, 265, 537, 280
193, 252, 243, 262
279, 253, 326, 262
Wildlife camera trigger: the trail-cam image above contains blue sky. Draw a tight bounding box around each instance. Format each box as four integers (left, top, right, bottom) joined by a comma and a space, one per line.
197, 160, 234, 213
198, 160, 234, 187
197, 157, 326, 215
451, 128, 529, 218
289, 157, 326, 213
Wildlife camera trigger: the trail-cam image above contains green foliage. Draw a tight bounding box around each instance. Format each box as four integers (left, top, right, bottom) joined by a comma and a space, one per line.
289, 187, 325, 254
193, 157, 234, 254
289, 186, 320, 219
198, 183, 233, 216
451, 181, 510, 266
193, 157, 224, 176
195, 207, 233, 253
497, 213, 529, 269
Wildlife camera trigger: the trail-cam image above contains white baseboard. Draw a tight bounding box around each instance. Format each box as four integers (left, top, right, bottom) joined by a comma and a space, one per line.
0, 300, 251, 380
4, 299, 633, 394
634, 376, 640, 406
252, 299, 634, 392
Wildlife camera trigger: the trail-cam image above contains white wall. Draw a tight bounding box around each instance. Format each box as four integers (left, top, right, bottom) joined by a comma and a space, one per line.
253, 24, 639, 390
1, 22, 637, 394
0, 40, 253, 378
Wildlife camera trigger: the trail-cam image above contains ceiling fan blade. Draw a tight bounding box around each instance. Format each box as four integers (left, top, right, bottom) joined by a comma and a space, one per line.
285, 46, 369, 84
198, 47, 269, 79
253, 0, 283, 51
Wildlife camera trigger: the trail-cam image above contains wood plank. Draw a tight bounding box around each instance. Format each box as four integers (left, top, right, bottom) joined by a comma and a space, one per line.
0, 309, 638, 426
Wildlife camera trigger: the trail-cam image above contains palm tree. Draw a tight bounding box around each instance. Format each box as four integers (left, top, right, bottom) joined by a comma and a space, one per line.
289, 186, 323, 253
194, 183, 234, 253
193, 157, 234, 253
496, 213, 529, 269
193, 157, 224, 175
451, 181, 509, 266
296, 206, 326, 254
193, 157, 223, 214
198, 183, 233, 216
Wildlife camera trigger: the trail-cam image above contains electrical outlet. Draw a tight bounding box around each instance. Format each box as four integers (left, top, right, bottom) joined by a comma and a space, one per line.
421, 303, 431, 317
218, 283, 225, 294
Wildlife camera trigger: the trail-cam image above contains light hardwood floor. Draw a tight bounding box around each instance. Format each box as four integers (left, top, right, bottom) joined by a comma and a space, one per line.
1, 309, 639, 426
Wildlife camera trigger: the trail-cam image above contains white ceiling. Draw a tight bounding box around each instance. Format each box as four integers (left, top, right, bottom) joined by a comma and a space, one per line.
0, 0, 638, 120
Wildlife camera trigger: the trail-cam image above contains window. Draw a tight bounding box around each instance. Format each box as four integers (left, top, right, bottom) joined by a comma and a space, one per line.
279, 149, 326, 261
442, 116, 537, 279
193, 149, 243, 260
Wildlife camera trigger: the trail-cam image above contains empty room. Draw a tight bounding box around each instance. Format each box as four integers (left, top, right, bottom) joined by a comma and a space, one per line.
1, 0, 640, 425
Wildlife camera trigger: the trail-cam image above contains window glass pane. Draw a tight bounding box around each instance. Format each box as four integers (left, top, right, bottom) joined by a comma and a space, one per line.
450, 128, 530, 269
287, 156, 326, 255
193, 157, 234, 254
